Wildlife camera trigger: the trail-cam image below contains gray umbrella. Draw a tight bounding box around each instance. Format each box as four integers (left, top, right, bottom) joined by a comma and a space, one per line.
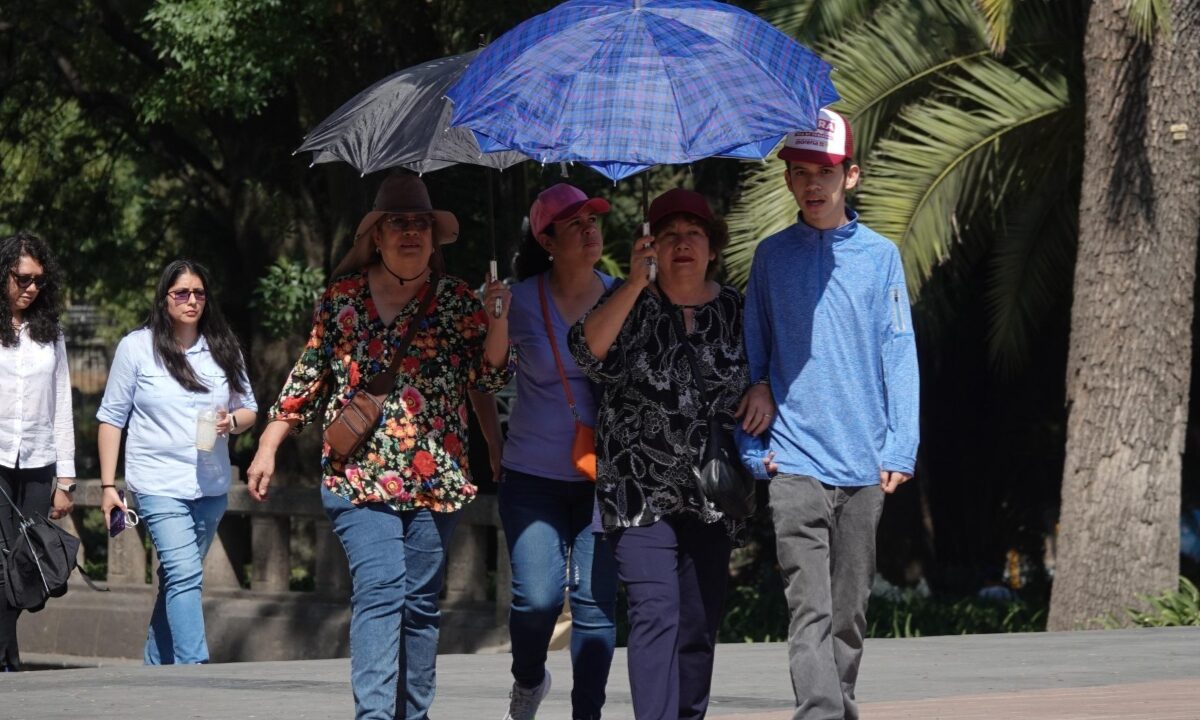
296, 50, 526, 175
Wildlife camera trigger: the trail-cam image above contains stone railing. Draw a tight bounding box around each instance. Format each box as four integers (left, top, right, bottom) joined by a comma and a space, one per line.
21, 477, 511, 662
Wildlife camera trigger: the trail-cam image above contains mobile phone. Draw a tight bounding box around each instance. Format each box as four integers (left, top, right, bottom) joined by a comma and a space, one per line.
108, 490, 130, 537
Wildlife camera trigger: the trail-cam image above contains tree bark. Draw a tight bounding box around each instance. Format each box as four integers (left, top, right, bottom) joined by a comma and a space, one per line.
1049, 0, 1200, 629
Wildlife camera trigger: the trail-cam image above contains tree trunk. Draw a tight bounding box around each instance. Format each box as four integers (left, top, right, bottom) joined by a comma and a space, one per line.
1049, 0, 1200, 629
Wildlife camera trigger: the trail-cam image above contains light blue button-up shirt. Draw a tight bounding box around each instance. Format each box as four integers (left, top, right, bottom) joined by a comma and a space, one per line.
97, 328, 257, 498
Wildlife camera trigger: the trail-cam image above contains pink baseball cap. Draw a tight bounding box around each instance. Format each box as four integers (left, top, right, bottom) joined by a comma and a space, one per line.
529, 183, 611, 237
778, 108, 855, 165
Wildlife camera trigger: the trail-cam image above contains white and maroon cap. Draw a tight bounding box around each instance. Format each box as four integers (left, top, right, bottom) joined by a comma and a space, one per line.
778, 109, 854, 165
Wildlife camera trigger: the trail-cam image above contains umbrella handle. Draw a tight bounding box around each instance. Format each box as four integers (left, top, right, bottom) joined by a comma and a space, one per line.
643, 222, 657, 282
490, 260, 503, 318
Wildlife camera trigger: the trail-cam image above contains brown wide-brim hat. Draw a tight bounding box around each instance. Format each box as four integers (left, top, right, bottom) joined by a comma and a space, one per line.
333, 175, 459, 276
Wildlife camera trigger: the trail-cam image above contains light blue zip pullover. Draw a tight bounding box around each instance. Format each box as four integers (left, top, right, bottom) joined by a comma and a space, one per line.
743, 208, 919, 486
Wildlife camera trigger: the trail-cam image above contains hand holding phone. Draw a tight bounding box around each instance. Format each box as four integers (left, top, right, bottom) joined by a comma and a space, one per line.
108, 490, 140, 538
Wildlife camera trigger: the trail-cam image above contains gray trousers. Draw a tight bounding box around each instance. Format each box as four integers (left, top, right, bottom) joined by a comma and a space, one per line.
770, 475, 884, 720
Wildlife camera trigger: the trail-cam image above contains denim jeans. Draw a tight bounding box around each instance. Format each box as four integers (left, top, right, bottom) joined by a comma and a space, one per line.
499, 470, 618, 720
323, 485, 460, 720
135, 492, 227, 665
770, 475, 885, 720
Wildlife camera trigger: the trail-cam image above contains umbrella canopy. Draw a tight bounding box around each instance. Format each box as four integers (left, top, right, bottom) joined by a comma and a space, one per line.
297, 50, 526, 176
445, 0, 840, 180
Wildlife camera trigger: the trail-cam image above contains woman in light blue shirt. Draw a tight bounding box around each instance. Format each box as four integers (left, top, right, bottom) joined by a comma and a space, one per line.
97, 259, 257, 665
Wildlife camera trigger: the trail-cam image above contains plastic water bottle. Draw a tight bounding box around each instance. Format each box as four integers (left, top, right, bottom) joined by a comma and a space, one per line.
196, 408, 218, 452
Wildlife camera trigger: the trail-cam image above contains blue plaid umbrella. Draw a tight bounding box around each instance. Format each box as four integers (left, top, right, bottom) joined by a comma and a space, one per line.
445, 0, 839, 181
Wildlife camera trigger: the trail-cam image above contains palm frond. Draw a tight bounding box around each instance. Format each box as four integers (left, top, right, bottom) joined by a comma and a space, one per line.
984, 180, 1077, 374
818, 0, 989, 156
1127, 0, 1171, 40
856, 59, 1069, 292
975, 0, 1016, 53
755, 0, 877, 43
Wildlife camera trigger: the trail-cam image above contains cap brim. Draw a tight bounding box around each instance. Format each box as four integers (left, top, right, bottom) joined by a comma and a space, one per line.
777, 147, 850, 165
551, 197, 611, 224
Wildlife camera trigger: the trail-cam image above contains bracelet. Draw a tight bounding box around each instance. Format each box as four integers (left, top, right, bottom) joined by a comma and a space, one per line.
753, 378, 770, 387
101, 484, 117, 489
230, 413, 239, 432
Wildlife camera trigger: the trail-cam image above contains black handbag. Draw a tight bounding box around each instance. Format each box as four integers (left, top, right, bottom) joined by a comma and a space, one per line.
662, 296, 757, 520
0, 484, 102, 612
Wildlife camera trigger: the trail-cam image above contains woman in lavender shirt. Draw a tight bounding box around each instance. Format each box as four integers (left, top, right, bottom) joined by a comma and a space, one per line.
489, 184, 619, 720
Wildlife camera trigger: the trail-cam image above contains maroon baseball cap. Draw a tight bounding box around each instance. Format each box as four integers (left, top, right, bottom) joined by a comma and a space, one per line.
648, 188, 715, 228
778, 109, 855, 165
529, 183, 611, 237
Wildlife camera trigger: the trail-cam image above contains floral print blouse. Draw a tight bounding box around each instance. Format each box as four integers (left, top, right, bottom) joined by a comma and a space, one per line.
568, 285, 749, 540
269, 271, 513, 513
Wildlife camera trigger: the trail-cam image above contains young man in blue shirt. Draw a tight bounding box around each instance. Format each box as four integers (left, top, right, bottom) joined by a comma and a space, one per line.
739, 109, 920, 720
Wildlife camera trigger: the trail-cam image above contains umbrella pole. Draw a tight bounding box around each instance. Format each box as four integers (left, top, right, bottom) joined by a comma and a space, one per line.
487, 167, 502, 317
642, 172, 656, 282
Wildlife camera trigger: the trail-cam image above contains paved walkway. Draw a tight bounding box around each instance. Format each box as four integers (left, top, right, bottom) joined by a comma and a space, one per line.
3, 627, 1197, 719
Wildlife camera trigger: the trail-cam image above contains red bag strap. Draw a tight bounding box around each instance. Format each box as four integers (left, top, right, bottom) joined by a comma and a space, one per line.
538, 274, 580, 421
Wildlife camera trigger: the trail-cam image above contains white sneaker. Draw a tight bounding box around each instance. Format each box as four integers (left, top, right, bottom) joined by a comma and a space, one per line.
503, 670, 551, 720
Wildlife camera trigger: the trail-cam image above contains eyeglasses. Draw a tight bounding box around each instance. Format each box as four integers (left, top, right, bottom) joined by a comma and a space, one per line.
168, 288, 207, 305
383, 215, 433, 232
9, 272, 47, 290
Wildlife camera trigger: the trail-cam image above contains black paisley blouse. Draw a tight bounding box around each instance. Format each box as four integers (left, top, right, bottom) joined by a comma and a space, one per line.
568, 285, 749, 539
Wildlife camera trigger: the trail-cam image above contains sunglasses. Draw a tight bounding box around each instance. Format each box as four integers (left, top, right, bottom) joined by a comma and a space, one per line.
9, 271, 47, 290
383, 215, 433, 232
168, 288, 207, 305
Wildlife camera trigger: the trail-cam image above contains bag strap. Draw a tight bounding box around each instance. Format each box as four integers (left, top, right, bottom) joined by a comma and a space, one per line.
0, 482, 27, 523
538, 274, 581, 422
367, 271, 440, 393
658, 285, 715, 423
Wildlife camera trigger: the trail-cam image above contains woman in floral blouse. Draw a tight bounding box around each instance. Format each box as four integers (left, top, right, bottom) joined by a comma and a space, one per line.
247, 175, 513, 720
568, 188, 752, 720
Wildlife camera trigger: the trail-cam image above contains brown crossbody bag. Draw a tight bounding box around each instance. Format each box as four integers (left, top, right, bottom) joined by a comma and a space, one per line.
538, 274, 597, 482
324, 272, 439, 461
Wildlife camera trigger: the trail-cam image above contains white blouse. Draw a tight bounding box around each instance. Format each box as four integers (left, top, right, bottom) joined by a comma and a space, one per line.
0, 324, 76, 477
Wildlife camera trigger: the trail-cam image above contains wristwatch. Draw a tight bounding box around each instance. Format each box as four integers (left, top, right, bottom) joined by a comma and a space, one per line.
56, 481, 77, 493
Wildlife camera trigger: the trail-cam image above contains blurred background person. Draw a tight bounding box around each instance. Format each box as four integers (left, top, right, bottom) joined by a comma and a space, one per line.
0, 231, 75, 672
97, 259, 257, 665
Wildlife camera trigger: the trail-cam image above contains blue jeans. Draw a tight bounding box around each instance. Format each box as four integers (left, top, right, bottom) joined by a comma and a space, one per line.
499, 470, 618, 720
135, 492, 227, 665
323, 485, 460, 720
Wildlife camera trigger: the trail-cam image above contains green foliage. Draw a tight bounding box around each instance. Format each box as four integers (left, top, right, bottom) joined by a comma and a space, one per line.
867, 595, 1047, 637
140, 0, 321, 121
251, 258, 326, 339
1119, 578, 1200, 628
716, 581, 1047, 641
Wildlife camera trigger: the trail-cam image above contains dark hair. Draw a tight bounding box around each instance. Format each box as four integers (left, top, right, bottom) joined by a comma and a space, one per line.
513, 222, 554, 281
145, 259, 248, 395
650, 212, 731, 281
0, 231, 64, 347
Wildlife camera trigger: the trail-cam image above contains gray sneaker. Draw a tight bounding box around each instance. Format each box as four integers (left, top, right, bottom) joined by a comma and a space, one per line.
503, 670, 552, 720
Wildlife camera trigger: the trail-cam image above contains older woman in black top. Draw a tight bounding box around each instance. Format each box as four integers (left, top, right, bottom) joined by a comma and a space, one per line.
567, 188, 750, 720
